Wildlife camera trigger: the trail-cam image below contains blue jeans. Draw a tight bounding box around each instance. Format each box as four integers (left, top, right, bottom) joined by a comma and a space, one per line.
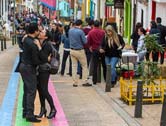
105, 57, 119, 82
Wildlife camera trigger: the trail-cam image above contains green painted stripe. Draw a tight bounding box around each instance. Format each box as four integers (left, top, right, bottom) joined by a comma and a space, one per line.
15, 79, 31, 126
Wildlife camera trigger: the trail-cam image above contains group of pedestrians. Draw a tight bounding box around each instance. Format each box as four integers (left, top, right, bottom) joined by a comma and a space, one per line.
131, 17, 166, 64
59, 18, 125, 88
14, 11, 127, 122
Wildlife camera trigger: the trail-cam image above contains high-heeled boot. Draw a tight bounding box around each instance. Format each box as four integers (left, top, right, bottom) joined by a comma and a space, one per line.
47, 108, 57, 119
36, 107, 47, 118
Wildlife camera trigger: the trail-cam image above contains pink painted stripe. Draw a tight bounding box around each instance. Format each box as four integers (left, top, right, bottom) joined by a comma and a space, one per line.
48, 80, 69, 126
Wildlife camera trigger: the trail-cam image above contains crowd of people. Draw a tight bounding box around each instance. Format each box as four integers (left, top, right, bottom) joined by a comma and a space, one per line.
131, 17, 166, 64
12, 12, 126, 123
9, 10, 166, 123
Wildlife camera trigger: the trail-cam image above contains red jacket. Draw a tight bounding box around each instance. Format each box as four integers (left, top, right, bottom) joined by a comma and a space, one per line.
87, 27, 105, 50
83, 26, 92, 49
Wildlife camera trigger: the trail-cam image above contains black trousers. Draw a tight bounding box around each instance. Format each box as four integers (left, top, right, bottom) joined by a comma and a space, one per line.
160, 51, 165, 64
60, 50, 72, 75
92, 50, 106, 84
85, 48, 92, 67
152, 52, 159, 62
37, 71, 55, 109
19, 63, 37, 118
17, 36, 23, 49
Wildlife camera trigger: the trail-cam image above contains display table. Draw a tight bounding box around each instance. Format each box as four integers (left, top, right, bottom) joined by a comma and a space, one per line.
121, 51, 138, 78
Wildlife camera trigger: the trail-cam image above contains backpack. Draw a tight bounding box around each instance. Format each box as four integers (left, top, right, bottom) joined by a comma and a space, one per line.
49, 43, 60, 74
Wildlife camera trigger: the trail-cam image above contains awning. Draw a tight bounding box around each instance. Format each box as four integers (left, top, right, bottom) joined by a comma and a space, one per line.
40, 0, 56, 10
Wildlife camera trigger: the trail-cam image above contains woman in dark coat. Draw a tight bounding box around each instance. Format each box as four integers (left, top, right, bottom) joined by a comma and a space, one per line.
131, 22, 142, 53
35, 26, 56, 119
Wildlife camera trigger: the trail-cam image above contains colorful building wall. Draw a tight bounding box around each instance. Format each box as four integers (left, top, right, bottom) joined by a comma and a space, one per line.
59, 0, 70, 17
124, 0, 131, 43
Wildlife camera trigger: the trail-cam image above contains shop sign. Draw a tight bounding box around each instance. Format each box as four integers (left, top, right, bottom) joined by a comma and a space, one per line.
105, 0, 114, 6
114, 0, 124, 9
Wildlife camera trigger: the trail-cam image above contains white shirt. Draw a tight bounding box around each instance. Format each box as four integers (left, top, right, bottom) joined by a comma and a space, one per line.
137, 34, 146, 53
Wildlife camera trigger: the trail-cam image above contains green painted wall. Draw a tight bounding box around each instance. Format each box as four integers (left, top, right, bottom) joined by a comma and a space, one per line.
124, 0, 131, 44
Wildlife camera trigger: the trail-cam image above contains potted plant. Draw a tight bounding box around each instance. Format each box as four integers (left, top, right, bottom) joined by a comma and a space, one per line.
137, 34, 164, 83
137, 34, 164, 97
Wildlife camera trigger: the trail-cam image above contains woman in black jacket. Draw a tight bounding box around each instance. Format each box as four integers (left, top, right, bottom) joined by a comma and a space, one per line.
35, 26, 57, 119
131, 22, 142, 53
100, 25, 125, 87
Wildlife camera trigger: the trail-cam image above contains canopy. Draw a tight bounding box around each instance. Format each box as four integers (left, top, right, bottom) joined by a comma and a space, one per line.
40, 0, 56, 10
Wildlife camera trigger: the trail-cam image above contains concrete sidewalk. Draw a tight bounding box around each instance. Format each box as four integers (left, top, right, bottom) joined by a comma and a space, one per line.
98, 82, 162, 126
51, 72, 161, 126
0, 39, 17, 53
50, 73, 143, 126
51, 75, 130, 126
0, 44, 162, 126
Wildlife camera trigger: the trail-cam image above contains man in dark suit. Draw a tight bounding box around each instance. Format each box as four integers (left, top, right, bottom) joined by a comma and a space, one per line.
19, 23, 42, 122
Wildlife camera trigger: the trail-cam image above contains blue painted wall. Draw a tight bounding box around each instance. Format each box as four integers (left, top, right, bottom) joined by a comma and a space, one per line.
90, 0, 95, 19
59, 0, 70, 17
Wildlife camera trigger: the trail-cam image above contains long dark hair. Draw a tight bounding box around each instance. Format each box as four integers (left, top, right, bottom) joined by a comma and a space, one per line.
64, 25, 70, 37
150, 20, 157, 29
135, 22, 142, 32
138, 27, 146, 35
45, 29, 51, 41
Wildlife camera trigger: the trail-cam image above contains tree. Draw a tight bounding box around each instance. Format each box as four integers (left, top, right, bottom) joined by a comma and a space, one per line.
137, 34, 164, 85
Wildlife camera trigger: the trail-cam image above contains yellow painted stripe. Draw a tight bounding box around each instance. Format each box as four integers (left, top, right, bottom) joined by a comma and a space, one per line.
33, 92, 50, 126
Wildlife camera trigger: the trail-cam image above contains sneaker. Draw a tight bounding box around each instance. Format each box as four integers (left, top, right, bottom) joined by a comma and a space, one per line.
82, 83, 92, 86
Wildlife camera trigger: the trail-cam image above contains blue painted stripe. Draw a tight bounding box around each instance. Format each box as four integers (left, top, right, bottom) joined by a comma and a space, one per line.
0, 57, 20, 126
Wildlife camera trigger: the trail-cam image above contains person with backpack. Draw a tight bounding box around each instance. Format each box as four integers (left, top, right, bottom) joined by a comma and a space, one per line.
35, 26, 57, 119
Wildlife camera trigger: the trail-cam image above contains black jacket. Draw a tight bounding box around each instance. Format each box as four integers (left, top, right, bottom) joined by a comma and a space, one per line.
39, 40, 52, 63
101, 34, 125, 58
157, 24, 166, 46
21, 36, 43, 66
49, 29, 61, 45
38, 40, 53, 72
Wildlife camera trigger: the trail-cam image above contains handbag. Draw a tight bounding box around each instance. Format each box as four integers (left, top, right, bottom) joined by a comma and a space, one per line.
39, 63, 51, 72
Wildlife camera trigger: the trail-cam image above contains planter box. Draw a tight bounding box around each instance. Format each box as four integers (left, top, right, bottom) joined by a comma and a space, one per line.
120, 77, 165, 105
